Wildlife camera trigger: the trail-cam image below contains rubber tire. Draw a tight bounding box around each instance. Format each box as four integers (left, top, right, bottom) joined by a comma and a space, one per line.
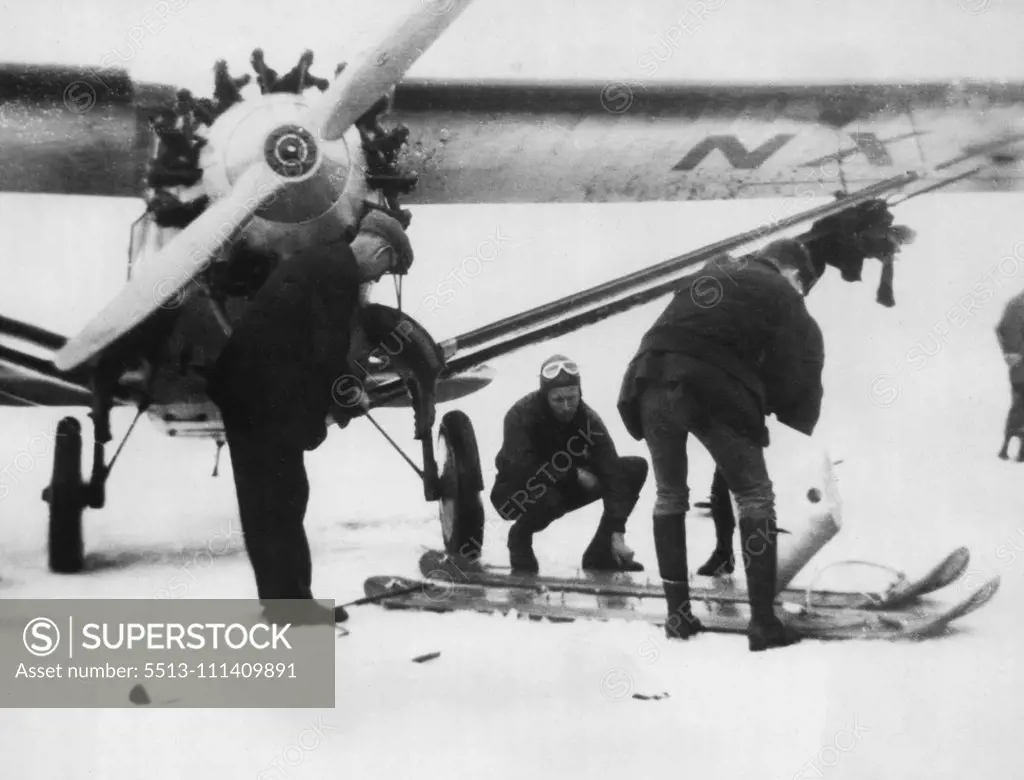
437, 410, 485, 560
47, 416, 85, 574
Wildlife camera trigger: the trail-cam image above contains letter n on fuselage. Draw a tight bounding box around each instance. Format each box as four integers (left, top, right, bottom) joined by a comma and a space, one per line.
672, 133, 795, 171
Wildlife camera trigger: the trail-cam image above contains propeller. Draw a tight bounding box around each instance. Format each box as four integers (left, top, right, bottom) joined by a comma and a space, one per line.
312, 3, 472, 143
52, 0, 475, 374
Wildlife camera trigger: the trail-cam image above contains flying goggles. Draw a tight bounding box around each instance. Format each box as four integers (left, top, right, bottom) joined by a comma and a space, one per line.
541, 358, 580, 380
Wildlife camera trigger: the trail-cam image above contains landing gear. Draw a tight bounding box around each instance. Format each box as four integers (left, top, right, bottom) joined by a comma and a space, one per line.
436, 410, 485, 561
44, 417, 86, 573
42, 379, 142, 574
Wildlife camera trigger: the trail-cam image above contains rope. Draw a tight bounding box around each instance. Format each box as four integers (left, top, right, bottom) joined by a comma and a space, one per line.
801, 559, 908, 611
104, 408, 145, 476
340, 580, 434, 608
363, 411, 423, 479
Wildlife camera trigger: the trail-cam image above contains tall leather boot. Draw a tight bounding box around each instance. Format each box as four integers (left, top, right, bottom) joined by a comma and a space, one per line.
697, 470, 736, 576
739, 515, 801, 652
652, 514, 704, 640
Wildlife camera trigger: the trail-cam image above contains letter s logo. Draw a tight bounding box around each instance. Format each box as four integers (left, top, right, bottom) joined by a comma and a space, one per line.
23, 618, 60, 657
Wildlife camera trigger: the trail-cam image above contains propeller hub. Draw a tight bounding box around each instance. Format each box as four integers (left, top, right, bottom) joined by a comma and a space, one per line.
264, 125, 318, 178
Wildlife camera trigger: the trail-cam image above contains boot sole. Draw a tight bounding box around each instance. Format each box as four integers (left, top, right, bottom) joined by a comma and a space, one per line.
697, 563, 735, 576
666, 624, 705, 640
748, 634, 802, 652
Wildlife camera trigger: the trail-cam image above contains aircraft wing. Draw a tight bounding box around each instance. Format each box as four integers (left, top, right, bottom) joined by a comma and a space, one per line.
3, 65, 1024, 203
388, 78, 1024, 203
0, 362, 94, 407
0, 62, 177, 198
0, 308, 495, 413
0, 315, 98, 407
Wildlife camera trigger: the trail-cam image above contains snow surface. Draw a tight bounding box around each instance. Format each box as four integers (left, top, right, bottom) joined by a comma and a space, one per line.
1, 191, 1024, 779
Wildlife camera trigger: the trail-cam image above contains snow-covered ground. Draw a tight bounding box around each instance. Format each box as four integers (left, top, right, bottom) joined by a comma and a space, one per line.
1, 190, 1023, 778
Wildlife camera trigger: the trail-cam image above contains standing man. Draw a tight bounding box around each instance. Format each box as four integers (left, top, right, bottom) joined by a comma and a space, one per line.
491, 354, 649, 575
206, 211, 414, 625
996, 288, 1024, 461
618, 239, 825, 651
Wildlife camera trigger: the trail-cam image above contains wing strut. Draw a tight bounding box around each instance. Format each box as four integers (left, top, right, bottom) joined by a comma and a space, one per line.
364, 172, 920, 409
888, 165, 984, 206
442, 172, 917, 359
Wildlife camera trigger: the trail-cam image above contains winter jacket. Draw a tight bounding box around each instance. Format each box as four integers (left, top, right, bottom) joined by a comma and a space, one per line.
996, 290, 1024, 355
207, 238, 363, 449
618, 256, 825, 443
492, 391, 633, 521
996, 289, 1024, 386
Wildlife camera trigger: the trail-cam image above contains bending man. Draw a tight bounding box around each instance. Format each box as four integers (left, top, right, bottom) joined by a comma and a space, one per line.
618, 239, 825, 652
207, 211, 414, 625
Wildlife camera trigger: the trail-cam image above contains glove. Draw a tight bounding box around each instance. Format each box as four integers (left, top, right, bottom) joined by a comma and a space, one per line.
330, 375, 371, 429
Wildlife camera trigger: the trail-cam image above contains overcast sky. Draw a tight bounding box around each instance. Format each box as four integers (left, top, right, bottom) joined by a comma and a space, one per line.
3, 0, 1024, 95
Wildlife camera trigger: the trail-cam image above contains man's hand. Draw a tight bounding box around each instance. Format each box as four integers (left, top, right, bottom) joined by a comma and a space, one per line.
331, 392, 369, 429
1004, 353, 1022, 369
576, 468, 600, 492
330, 376, 371, 429
354, 386, 371, 412
610, 533, 637, 567
353, 246, 395, 284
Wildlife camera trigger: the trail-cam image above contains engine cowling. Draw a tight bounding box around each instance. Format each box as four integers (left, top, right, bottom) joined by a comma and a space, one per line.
199, 91, 376, 259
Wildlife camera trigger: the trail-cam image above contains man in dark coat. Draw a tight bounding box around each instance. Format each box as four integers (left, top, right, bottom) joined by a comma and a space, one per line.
490, 354, 649, 574
996, 288, 1024, 461
618, 239, 825, 652
206, 211, 414, 625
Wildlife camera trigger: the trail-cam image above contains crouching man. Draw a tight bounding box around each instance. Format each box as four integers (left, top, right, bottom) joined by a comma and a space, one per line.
490, 354, 649, 574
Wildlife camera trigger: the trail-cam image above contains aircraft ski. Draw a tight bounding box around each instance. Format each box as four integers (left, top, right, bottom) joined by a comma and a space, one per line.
361, 572, 1000, 641
416, 547, 971, 611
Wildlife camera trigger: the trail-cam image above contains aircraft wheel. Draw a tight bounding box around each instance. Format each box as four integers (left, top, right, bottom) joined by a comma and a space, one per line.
437, 410, 485, 560
44, 416, 86, 574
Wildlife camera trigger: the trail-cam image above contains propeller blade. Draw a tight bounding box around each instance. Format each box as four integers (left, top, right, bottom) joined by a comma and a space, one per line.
53, 162, 288, 372
312, 0, 475, 142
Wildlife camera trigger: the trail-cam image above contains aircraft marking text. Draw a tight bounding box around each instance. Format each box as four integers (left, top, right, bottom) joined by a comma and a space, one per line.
671, 131, 922, 172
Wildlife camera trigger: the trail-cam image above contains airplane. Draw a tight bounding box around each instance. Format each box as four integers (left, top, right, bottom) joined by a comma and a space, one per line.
1, 0, 1022, 576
